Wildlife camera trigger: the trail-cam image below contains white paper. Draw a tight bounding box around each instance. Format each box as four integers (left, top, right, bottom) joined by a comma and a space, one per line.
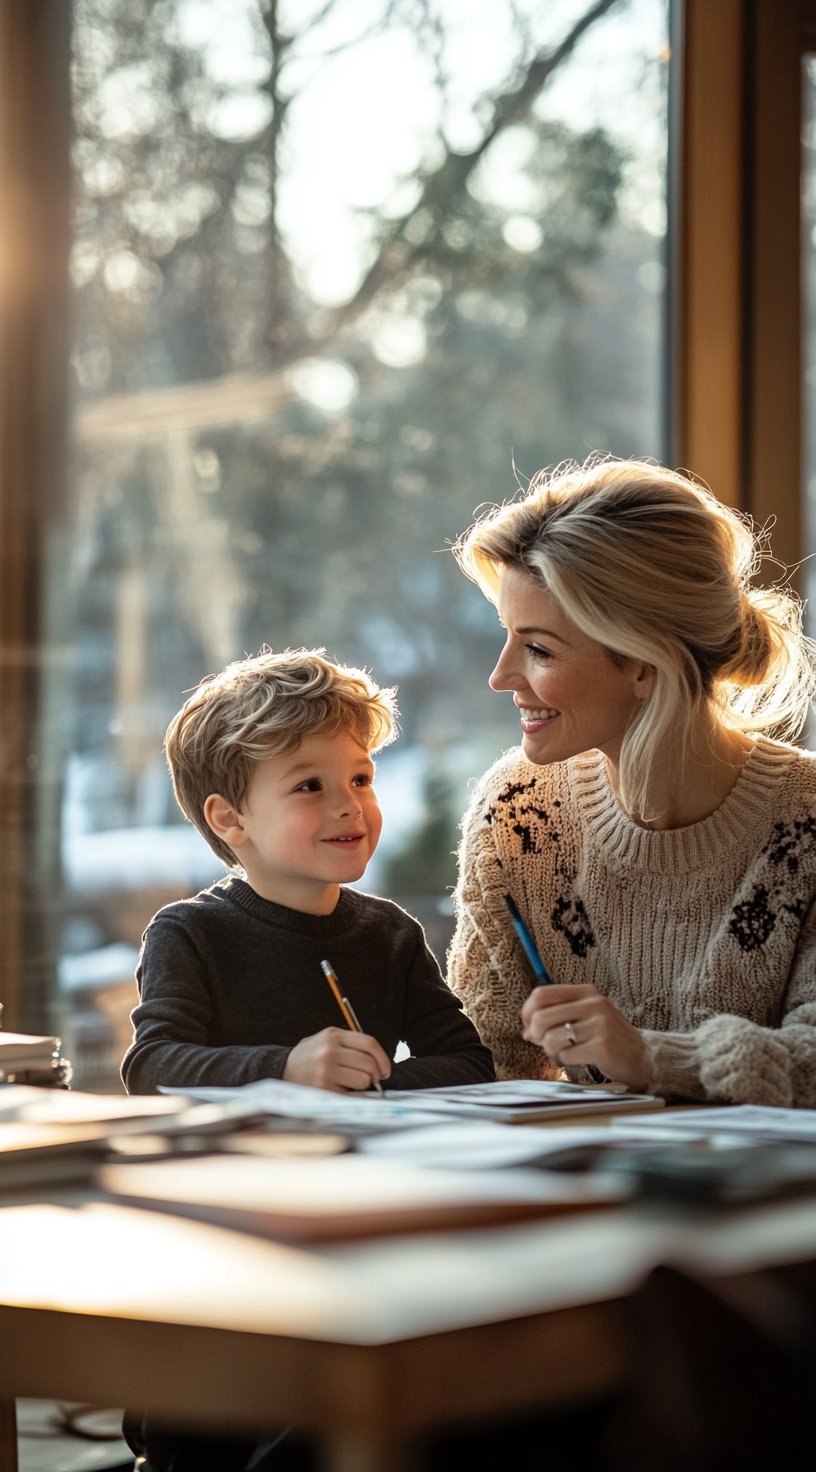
159, 1078, 456, 1131
357, 1122, 657, 1170
610, 1104, 816, 1143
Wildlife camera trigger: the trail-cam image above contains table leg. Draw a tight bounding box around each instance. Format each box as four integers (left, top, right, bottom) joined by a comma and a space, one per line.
0, 1399, 16, 1472
320, 1430, 422, 1472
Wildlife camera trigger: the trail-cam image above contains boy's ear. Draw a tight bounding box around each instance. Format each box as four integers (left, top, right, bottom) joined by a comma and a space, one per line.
203, 793, 248, 850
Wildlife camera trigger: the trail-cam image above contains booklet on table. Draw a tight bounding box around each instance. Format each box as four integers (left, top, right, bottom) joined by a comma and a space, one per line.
162, 1076, 662, 1130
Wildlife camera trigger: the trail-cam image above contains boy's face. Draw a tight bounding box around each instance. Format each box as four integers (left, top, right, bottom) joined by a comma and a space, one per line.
208, 728, 383, 914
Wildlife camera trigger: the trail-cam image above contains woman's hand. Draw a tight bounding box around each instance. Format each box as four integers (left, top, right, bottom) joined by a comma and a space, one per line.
283, 1027, 392, 1093
521, 984, 649, 1091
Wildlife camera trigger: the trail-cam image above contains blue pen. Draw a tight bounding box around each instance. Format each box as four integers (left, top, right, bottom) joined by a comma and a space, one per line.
503, 894, 552, 983
503, 893, 606, 1084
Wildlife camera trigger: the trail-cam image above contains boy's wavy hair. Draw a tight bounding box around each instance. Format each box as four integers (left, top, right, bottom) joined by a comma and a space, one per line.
166, 648, 398, 866
454, 457, 816, 821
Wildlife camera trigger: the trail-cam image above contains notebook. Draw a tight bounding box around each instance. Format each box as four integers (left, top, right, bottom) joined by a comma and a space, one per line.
99, 1152, 626, 1242
389, 1079, 664, 1123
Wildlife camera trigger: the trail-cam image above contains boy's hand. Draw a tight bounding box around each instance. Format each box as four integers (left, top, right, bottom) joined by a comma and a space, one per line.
283, 1027, 392, 1093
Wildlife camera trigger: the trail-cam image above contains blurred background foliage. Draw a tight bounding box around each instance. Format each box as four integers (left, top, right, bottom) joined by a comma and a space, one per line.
58, 0, 668, 1082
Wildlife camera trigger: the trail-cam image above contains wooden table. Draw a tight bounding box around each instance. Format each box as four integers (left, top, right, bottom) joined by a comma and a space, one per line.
3, 1184, 816, 1472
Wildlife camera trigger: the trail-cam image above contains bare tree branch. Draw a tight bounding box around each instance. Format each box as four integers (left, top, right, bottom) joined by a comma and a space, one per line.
287, 0, 400, 73
322, 0, 623, 336
413, 0, 451, 111
261, 0, 299, 351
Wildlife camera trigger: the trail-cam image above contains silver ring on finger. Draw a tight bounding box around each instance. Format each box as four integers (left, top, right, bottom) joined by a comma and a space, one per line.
564, 1021, 578, 1048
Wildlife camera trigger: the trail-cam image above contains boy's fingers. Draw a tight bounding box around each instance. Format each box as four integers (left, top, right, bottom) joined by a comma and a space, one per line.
337, 1029, 392, 1078
335, 1064, 385, 1092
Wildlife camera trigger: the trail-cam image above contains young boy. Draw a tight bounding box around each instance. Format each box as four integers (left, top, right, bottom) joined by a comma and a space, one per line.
122, 647, 494, 1096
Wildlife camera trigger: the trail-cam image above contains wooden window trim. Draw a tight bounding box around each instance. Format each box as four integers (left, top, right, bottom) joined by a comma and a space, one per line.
0, 0, 71, 1029
676, 0, 816, 577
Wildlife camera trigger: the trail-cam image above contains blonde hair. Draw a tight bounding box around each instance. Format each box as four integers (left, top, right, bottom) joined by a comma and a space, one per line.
454, 458, 816, 819
166, 648, 398, 866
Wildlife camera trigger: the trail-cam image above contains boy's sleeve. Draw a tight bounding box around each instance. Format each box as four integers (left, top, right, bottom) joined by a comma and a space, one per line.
386, 930, 496, 1089
122, 915, 293, 1094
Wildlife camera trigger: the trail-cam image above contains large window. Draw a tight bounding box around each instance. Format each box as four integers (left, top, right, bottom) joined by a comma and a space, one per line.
54, 0, 669, 1088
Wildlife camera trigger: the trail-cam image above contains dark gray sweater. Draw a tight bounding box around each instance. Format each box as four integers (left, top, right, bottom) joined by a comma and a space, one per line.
122, 877, 494, 1094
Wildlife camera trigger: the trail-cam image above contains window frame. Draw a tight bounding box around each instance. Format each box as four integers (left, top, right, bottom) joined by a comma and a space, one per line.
675, 0, 816, 579
0, 0, 71, 1030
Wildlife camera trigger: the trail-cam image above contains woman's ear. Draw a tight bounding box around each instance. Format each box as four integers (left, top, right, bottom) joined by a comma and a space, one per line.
203, 793, 248, 850
632, 663, 657, 702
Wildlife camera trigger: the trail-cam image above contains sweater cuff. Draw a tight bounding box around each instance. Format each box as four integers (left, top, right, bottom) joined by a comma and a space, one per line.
640, 1029, 707, 1102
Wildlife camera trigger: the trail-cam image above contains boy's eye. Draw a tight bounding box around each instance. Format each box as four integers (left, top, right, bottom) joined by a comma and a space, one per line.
352, 773, 373, 787
526, 643, 552, 663
295, 778, 323, 792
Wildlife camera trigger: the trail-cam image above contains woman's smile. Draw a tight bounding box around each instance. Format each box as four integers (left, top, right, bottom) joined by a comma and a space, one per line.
516, 702, 560, 731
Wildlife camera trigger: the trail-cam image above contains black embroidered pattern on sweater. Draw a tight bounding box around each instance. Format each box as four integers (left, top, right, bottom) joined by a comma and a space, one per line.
492, 774, 568, 875
728, 817, 816, 949
726, 815, 816, 949
729, 886, 776, 951
511, 820, 539, 854
495, 779, 539, 806
729, 884, 811, 951
551, 895, 596, 958
762, 816, 816, 875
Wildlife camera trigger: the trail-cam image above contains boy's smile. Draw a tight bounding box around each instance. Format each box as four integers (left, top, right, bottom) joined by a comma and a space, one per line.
203, 729, 383, 914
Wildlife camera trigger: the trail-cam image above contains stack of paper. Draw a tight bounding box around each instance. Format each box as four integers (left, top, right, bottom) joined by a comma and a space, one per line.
0, 1032, 59, 1072
163, 1077, 661, 1131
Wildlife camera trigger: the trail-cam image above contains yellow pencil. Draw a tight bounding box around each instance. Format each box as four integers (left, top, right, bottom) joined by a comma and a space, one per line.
320, 959, 384, 1094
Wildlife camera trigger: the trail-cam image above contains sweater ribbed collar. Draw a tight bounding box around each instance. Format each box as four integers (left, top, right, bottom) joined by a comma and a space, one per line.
572, 736, 802, 875
218, 876, 364, 934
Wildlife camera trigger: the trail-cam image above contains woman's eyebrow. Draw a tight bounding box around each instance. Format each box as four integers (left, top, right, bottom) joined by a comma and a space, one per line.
516, 625, 570, 644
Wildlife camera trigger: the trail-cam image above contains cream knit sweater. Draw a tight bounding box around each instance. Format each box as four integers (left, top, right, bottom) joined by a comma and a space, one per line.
448, 737, 816, 1105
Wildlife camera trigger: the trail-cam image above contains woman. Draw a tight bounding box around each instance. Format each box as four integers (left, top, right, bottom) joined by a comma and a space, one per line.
447, 458, 816, 1105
